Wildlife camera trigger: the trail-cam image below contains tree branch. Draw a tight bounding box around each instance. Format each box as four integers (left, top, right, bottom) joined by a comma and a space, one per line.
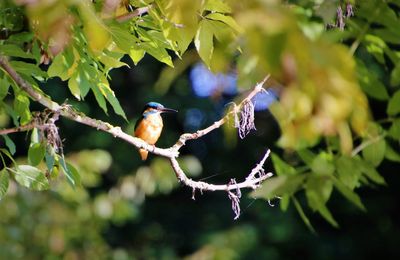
115, 6, 151, 22
0, 55, 274, 219
0, 122, 36, 135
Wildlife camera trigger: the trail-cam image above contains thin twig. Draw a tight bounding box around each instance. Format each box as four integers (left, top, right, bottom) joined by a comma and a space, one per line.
0, 122, 36, 135
173, 75, 270, 150
351, 134, 385, 157
169, 150, 273, 192
115, 6, 151, 22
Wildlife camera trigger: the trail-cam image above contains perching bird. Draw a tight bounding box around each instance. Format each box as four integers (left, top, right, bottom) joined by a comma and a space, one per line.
134, 102, 177, 160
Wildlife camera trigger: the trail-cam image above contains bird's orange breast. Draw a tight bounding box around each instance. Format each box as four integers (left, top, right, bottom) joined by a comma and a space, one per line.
134, 114, 163, 145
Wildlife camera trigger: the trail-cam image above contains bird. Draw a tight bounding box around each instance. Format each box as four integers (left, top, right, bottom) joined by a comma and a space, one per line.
134, 102, 177, 160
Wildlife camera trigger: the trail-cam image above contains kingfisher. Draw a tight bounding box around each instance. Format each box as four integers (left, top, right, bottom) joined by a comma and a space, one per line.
134, 102, 178, 160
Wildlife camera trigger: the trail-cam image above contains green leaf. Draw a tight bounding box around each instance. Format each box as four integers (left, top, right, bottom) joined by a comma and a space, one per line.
206, 13, 242, 33
10, 60, 47, 78
195, 20, 215, 67
250, 175, 306, 199
305, 175, 333, 204
356, 59, 389, 100
79, 64, 95, 98
129, 47, 146, 65
336, 155, 362, 189
2, 135, 16, 155
0, 169, 9, 200
109, 23, 136, 53
91, 85, 108, 114
98, 82, 127, 119
0, 76, 10, 100
11, 165, 49, 191
387, 90, 400, 116
45, 148, 55, 172
317, 202, 339, 227
305, 174, 338, 227
390, 62, 400, 86
271, 153, 297, 176
59, 156, 81, 187
141, 42, 174, 67
30, 127, 39, 143
202, 0, 232, 13
0, 44, 34, 59
28, 142, 46, 166
280, 194, 290, 211
68, 75, 81, 100
388, 119, 400, 140
297, 149, 316, 166
292, 196, 316, 233
311, 153, 334, 175
362, 137, 386, 167
332, 177, 366, 211
0, 148, 17, 165
359, 161, 386, 185
47, 48, 77, 81
14, 93, 31, 124
98, 52, 128, 71
385, 142, 400, 162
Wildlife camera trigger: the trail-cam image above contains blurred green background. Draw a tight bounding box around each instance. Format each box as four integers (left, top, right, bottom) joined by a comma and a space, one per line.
1, 52, 399, 259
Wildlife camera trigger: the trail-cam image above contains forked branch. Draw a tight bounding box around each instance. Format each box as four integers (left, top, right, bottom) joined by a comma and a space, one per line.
0, 55, 274, 219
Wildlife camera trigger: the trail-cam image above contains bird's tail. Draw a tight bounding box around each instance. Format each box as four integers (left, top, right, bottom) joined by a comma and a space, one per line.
139, 149, 148, 160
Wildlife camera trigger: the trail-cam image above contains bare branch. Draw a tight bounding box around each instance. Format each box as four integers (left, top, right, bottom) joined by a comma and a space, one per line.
0, 122, 36, 135
173, 75, 270, 150
0, 56, 274, 218
169, 150, 273, 192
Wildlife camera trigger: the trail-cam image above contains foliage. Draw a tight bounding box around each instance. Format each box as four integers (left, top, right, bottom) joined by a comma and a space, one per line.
0, 0, 400, 257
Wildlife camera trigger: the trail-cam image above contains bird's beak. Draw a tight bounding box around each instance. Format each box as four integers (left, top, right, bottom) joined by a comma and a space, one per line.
160, 107, 178, 113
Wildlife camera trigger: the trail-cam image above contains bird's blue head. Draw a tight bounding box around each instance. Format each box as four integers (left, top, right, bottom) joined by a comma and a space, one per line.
142, 102, 177, 116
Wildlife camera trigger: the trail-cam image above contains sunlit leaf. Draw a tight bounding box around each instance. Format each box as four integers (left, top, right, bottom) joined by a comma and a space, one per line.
206, 13, 242, 33
195, 20, 214, 67
11, 165, 49, 191
129, 47, 146, 65
68, 75, 81, 100
98, 52, 128, 71
202, 0, 232, 13
141, 42, 174, 67
78, 1, 111, 52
